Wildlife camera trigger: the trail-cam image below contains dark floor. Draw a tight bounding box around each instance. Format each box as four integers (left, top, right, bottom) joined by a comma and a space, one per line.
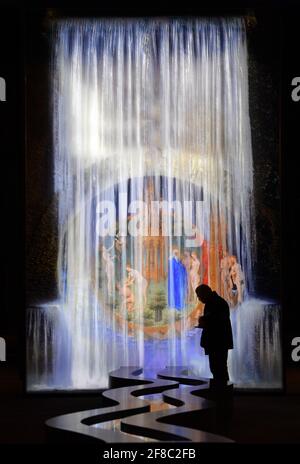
1, 364, 300, 444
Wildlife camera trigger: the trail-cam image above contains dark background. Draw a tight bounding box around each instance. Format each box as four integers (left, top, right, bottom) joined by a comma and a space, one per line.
0, 0, 300, 451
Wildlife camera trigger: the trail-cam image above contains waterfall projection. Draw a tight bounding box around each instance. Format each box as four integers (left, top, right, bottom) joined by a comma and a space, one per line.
26, 18, 282, 390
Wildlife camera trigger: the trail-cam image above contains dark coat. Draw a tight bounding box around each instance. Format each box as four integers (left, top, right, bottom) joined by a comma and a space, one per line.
199, 291, 234, 354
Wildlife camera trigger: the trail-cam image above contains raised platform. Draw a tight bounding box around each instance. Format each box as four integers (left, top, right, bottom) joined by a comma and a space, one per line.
46, 366, 234, 443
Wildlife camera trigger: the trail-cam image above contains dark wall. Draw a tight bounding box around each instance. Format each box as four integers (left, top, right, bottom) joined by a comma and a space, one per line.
281, 9, 300, 363
247, 11, 281, 300
0, 8, 23, 363
25, 9, 57, 304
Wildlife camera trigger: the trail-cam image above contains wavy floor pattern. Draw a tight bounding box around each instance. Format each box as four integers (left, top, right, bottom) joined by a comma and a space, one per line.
45, 367, 234, 443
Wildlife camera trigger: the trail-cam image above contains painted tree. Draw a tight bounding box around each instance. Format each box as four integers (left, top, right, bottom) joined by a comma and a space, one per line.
149, 288, 167, 323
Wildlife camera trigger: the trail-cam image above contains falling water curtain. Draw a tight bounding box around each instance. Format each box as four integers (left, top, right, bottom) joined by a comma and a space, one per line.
51, 18, 254, 389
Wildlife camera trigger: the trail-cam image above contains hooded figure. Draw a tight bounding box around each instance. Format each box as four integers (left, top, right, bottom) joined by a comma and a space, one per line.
196, 284, 233, 388
168, 249, 187, 310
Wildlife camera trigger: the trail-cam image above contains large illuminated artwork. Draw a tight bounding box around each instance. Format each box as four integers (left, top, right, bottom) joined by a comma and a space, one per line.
26, 18, 282, 390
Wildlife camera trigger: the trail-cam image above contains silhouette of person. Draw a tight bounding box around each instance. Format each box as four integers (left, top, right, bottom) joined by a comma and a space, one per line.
195, 284, 233, 390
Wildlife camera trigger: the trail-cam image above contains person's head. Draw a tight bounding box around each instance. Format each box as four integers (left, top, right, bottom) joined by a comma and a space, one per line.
126, 264, 132, 272
195, 284, 213, 303
173, 248, 179, 258
230, 256, 237, 266
191, 251, 198, 259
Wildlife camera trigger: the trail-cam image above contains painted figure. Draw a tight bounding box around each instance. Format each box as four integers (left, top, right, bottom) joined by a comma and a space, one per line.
126, 265, 149, 307
190, 251, 201, 300
220, 251, 231, 302
115, 233, 125, 254
182, 251, 193, 303
201, 239, 209, 285
117, 279, 135, 312
168, 249, 187, 310
101, 244, 115, 297
191, 224, 204, 247
229, 256, 245, 305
